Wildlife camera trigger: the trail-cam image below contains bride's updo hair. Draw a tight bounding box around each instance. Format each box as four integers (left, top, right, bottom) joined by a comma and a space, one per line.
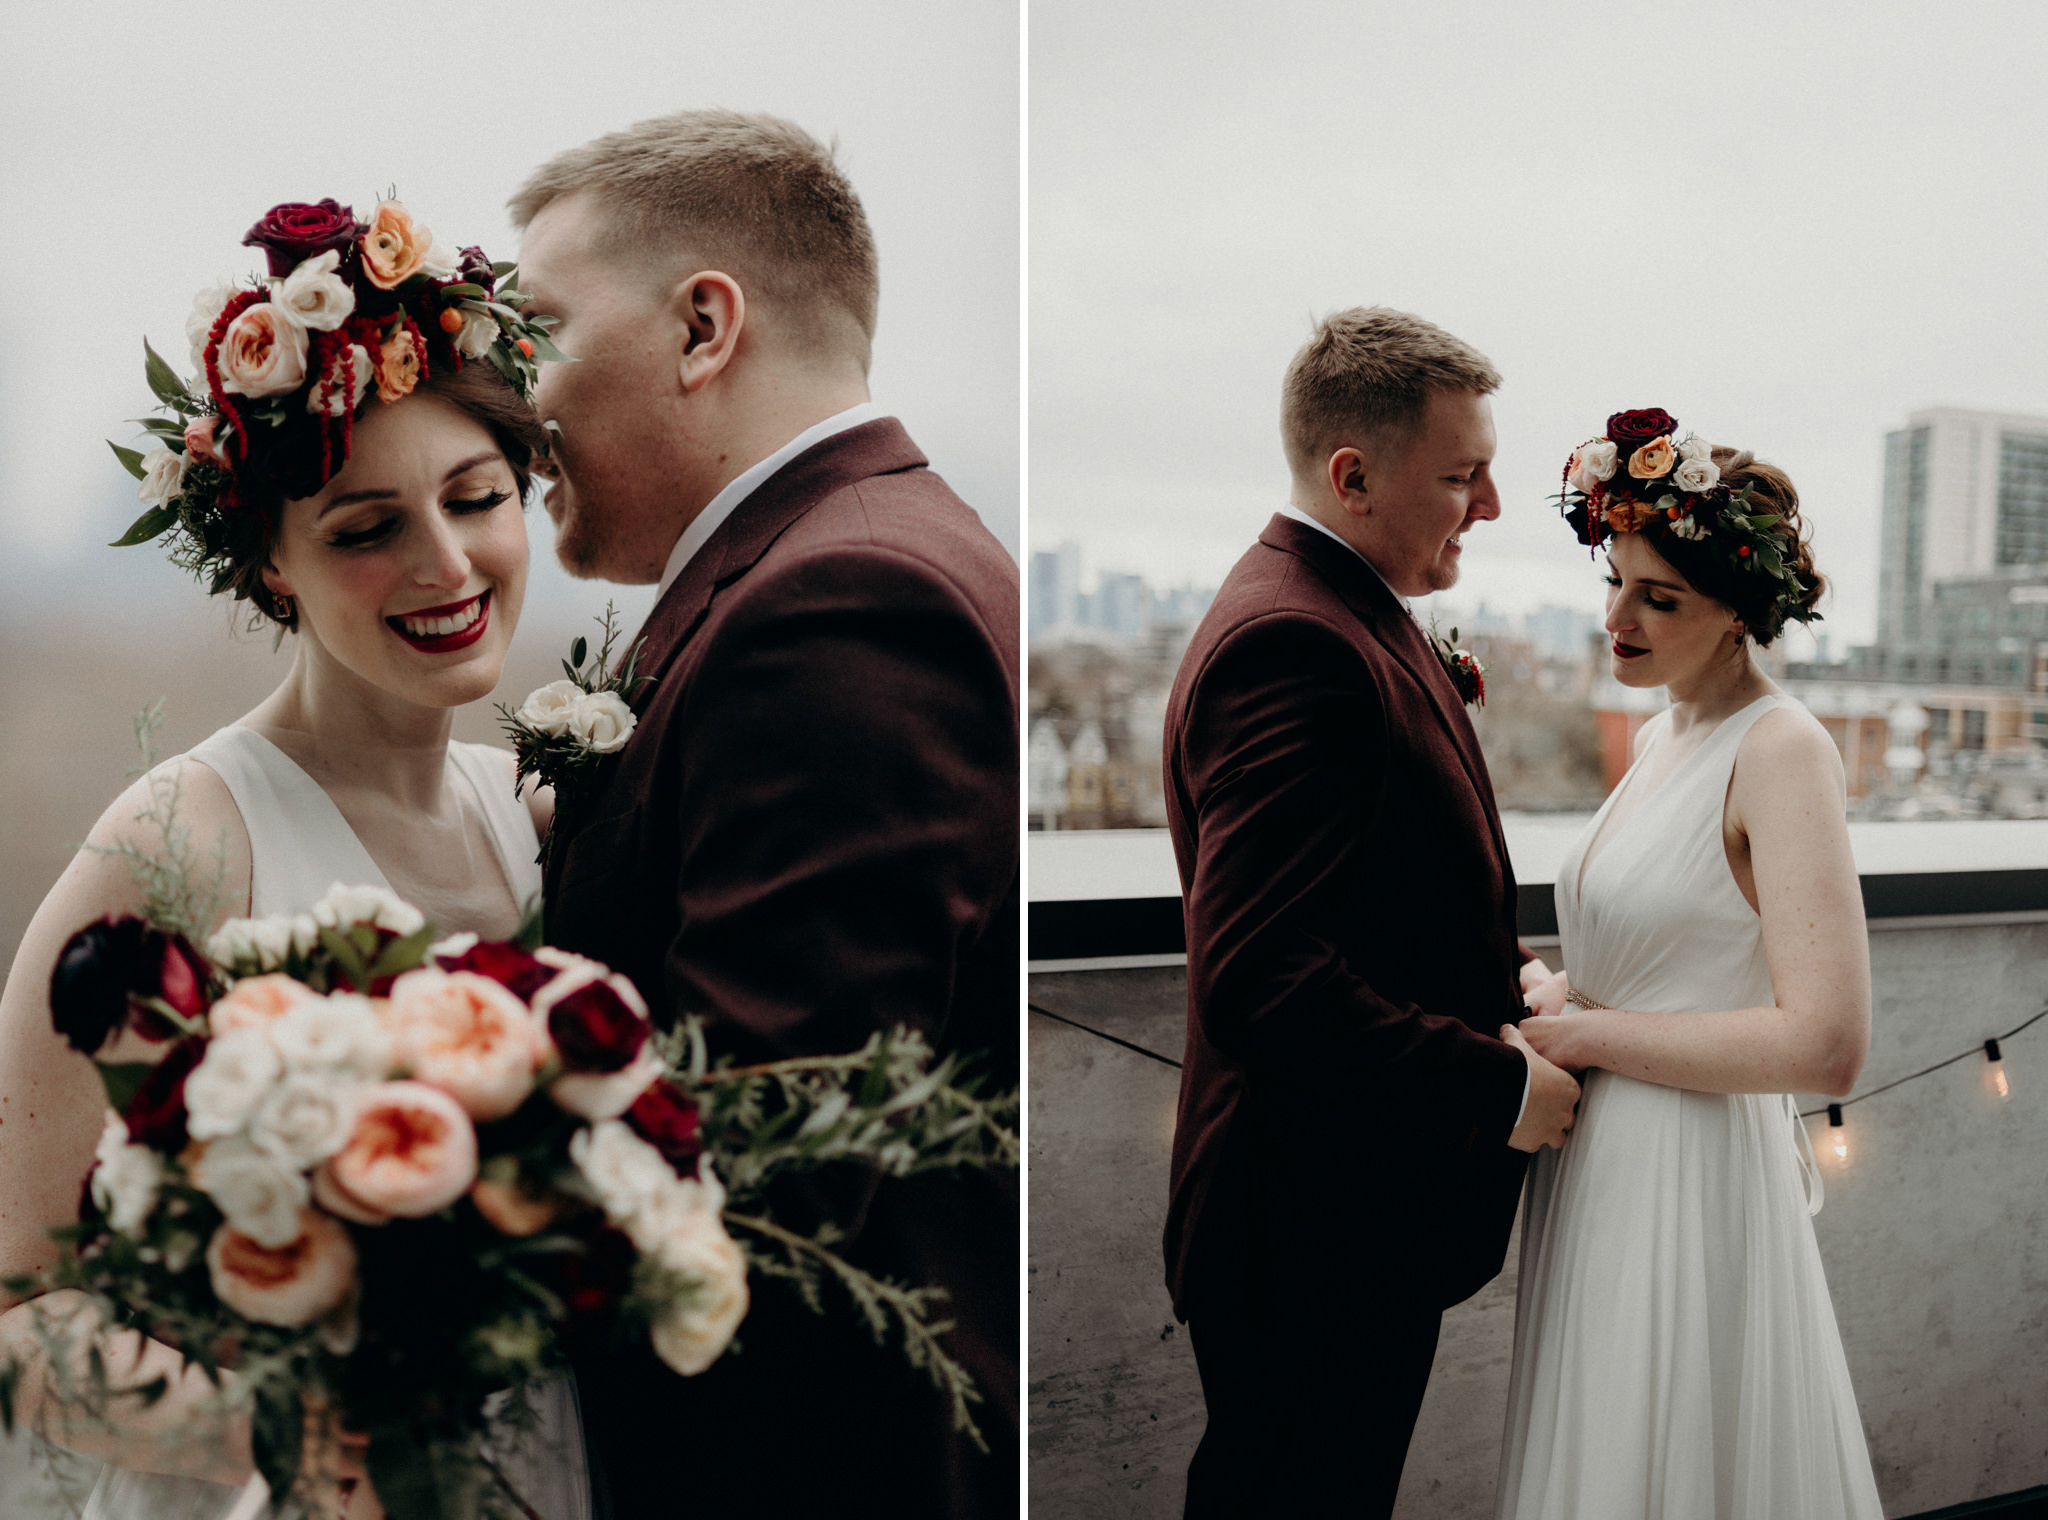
221, 365, 548, 631
1643, 448, 1826, 646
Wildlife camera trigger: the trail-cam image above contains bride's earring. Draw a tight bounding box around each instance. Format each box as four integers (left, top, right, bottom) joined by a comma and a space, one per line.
273, 592, 294, 621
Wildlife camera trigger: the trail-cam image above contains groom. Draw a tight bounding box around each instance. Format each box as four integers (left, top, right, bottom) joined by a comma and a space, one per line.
511, 112, 1018, 1519
1163, 308, 1580, 1517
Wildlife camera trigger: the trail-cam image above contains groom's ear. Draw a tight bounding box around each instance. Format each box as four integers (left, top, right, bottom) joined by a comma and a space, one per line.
1328, 446, 1372, 518
670, 271, 746, 394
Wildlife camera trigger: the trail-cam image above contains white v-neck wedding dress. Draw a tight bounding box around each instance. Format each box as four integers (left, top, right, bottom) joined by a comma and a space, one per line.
1494, 695, 1882, 1520
78, 726, 591, 1520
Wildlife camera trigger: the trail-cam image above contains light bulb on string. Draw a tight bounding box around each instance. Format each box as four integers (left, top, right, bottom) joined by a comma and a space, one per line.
1986, 1038, 2009, 1101
1827, 1103, 1848, 1165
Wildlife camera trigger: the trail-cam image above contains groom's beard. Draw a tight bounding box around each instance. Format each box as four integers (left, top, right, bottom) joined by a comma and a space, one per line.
546, 483, 627, 581
1423, 541, 1463, 593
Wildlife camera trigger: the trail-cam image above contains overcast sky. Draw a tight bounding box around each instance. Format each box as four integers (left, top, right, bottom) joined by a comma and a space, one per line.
1030, 0, 2048, 651
0, 0, 1017, 623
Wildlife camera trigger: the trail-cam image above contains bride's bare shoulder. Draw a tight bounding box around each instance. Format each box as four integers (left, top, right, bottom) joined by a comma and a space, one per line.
65, 750, 256, 926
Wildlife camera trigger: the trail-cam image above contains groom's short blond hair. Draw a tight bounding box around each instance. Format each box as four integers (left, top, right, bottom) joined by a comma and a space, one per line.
511, 109, 880, 373
1281, 307, 1500, 480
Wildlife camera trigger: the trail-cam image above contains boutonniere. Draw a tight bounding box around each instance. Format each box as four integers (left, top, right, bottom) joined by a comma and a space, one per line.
1425, 618, 1487, 709
498, 603, 651, 862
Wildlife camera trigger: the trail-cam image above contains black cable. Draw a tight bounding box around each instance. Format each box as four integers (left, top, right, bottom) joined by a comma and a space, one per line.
1799, 1003, 2048, 1119
1028, 1002, 1183, 1070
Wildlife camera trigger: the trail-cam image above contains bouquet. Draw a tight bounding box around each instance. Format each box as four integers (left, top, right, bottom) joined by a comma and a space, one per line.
5, 780, 1016, 1519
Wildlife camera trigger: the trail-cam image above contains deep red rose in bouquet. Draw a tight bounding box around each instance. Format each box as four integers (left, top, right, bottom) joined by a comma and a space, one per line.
439, 939, 556, 1001
49, 915, 208, 1054
546, 978, 651, 1072
1605, 408, 1678, 452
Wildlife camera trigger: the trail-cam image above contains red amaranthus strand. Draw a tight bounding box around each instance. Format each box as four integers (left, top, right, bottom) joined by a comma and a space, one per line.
202, 288, 269, 502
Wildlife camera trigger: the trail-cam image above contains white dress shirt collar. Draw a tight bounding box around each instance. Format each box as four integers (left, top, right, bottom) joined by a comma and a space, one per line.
655, 402, 888, 599
1276, 503, 1410, 612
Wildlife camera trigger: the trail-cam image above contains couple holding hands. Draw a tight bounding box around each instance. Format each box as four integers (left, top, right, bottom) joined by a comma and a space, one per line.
1165, 309, 1885, 1519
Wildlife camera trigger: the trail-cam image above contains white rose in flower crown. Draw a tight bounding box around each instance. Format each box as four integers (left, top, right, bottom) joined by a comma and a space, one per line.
137, 446, 185, 508
454, 308, 499, 361
91, 1111, 163, 1237
1677, 434, 1713, 463
193, 1136, 311, 1248
305, 344, 375, 419
421, 236, 462, 281
185, 1027, 286, 1140
568, 691, 636, 754
1672, 457, 1721, 493
1567, 439, 1619, 493
217, 300, 309, 399
312, 882, 426, 937
248, 1073, 363, 1168
185, 278, 242, 375
274, 250, 357, 332
516, 680, 584, 737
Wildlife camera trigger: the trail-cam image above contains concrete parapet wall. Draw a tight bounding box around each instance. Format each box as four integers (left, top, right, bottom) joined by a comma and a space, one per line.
1027, 921, 2048, 1518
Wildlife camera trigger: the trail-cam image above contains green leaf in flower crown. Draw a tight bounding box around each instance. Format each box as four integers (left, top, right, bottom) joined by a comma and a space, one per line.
110, 505, 179, 548
483, 343, 520, 388
142, 340, 190, 410
439, 282, 488, 301
523, 329, 574, 364
493, 260, 518, 279
570, 636, 588, 670
108, 440, 150, 480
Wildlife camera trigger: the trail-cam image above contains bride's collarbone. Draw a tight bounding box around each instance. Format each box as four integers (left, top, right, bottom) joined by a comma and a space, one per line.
329, 788, 520, 938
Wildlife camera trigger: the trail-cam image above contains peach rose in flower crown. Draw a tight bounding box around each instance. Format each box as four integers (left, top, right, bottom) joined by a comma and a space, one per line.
183, 414, 228, 471
375, 328, 421, 404
321, 1080, 477, 1220
388, 968, 548, 1120
206, 1207, 357, 1327
360, 201, 434, 290
1627, 436, 1677, 480
217, 301, 308, 398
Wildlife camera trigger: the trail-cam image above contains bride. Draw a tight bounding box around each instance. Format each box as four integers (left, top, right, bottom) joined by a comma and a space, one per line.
0, 199, 588, 1519
1495, 409, 1883, 1519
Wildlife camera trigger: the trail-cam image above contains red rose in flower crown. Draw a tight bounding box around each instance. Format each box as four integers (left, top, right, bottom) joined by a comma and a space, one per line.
1605, 408, 1678, 453
241, 199, 362, 277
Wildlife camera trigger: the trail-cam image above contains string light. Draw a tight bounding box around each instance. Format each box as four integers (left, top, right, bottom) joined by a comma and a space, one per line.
1986, 1038, 2008, 1101
1827, 1103, 1848, 1164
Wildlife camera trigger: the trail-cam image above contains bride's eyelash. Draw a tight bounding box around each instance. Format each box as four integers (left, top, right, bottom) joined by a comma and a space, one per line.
1603, 573, 1678, 612
327, 490, 509, 550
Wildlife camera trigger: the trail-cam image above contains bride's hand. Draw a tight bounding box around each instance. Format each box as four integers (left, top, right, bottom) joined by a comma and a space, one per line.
1522, 968, 1570, 1020
1518, 957, 1554, 994
1516, 1001, 1591, 1073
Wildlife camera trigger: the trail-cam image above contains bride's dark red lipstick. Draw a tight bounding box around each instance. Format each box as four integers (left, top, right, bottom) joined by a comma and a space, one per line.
388, 590, 491, 653
1613, 638, 1648, 659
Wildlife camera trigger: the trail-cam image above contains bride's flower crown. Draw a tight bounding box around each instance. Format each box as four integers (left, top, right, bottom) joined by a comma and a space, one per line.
1554, 407, 1818, 631
108, 196, 565, 587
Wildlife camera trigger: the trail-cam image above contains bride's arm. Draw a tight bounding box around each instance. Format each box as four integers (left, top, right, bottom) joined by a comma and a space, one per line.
1518, 709, 1870, 1097
0, 760, 256, 1482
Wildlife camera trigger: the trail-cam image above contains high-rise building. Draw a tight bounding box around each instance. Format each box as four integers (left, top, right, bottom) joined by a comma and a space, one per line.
1877, 408, 2048, 647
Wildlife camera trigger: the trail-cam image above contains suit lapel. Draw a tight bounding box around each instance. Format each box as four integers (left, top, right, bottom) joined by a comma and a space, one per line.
625, 418, 931, 705
1258, 516, 1511, 872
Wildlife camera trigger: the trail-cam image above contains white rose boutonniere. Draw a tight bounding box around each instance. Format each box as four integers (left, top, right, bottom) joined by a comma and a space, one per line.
498, 603, 651, 864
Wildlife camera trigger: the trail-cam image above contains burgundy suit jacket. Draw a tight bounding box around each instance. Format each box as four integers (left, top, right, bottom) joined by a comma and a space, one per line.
543, 419, 1018, 1520
1163, 515, 1530, 1325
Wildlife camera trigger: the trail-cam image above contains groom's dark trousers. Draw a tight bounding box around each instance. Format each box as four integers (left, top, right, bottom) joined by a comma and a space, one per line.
1164, 515, 1534, 1518
543, 419, 1019, 1520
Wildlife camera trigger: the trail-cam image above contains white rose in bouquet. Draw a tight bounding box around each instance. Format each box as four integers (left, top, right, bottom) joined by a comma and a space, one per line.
194, 1136, 312, 1248
91, 1111, 163, 1236
312, 882, 425, 936
185, 1027, 285, 1140
271, 992, 391, 1081
516, 680, 584, 738
648, 1217, 750, 1377
249, 1073, 364, 1169
570, 1119, 679, 1224
274, 250, 356, 332
568, 691, 635, 754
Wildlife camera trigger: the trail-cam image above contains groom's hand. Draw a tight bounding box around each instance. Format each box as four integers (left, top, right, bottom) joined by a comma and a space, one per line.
1501, 1024, 1579, 1152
